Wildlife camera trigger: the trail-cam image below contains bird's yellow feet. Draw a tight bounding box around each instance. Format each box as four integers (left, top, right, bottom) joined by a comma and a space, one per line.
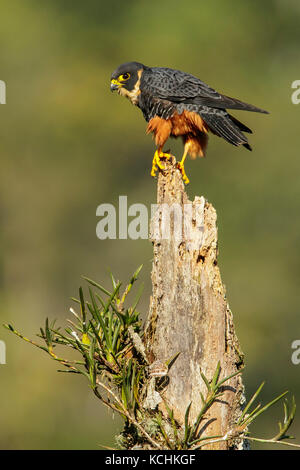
176, 160, 190, 185
151, 149, 171, 178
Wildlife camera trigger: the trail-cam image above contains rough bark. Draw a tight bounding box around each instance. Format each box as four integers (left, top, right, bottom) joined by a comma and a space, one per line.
144, 157, 246, 450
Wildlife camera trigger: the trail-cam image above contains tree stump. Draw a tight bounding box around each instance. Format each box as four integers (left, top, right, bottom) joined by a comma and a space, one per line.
144, 157, 246, 450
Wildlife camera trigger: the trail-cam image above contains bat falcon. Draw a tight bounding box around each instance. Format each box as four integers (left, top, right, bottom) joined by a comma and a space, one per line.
110, 62, 268, 184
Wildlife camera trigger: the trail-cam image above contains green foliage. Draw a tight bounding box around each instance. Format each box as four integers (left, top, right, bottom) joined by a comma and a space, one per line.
182, 362, 243, 449
4, 268, 300, 450
4, 267, 145, 414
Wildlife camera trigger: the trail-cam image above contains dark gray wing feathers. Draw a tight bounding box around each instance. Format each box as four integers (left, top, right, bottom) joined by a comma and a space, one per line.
199, 108, 252, 149
141, 67, 269, 114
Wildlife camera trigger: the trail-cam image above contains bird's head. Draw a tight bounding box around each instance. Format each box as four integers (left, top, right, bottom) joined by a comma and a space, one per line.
110, 62, 145, 103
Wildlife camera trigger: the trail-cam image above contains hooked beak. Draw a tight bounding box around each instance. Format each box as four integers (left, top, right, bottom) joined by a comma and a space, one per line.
110, 79, 120, 92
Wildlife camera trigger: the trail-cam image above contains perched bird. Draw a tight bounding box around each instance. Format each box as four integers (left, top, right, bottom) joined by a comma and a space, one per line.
110, 62, 268, 184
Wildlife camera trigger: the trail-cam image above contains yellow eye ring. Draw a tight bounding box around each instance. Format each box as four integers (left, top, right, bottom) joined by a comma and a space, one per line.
119, 73, 130, 81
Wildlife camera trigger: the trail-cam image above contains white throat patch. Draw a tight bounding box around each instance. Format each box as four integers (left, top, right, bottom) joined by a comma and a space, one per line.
118, 69, 142, 105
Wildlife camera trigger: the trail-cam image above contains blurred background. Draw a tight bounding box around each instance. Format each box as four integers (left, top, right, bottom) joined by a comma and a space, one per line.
1, 0, 300, 450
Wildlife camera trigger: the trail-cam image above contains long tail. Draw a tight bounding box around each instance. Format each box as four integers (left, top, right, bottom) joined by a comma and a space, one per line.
200, 110, 252, 151
190, 94, 269, 114
217, 94, 269, 114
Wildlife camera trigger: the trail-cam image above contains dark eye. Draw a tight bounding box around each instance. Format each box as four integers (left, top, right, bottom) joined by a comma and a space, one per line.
121, 73, 130, 81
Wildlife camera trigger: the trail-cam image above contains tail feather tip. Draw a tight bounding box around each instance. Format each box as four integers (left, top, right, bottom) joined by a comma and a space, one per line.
243, 143, 252, 151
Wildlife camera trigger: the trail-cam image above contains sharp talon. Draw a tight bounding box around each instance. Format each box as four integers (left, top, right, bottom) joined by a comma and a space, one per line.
160, 152, 171, 160
151, 150, 159, 177
151, 163, 157, 178
151, 149, 170, 177
176, 162, 190, 185
151, 166, 157, 178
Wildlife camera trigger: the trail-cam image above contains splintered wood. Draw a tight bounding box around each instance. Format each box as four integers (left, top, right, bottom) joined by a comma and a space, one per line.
144, 157, 246, 450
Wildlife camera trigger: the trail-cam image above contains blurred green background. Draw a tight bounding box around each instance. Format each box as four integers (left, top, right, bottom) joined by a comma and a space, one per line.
1, 0, 300, 450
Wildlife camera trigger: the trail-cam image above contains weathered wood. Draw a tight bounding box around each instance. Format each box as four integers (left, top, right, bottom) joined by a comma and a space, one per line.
144, 157, 246, 450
